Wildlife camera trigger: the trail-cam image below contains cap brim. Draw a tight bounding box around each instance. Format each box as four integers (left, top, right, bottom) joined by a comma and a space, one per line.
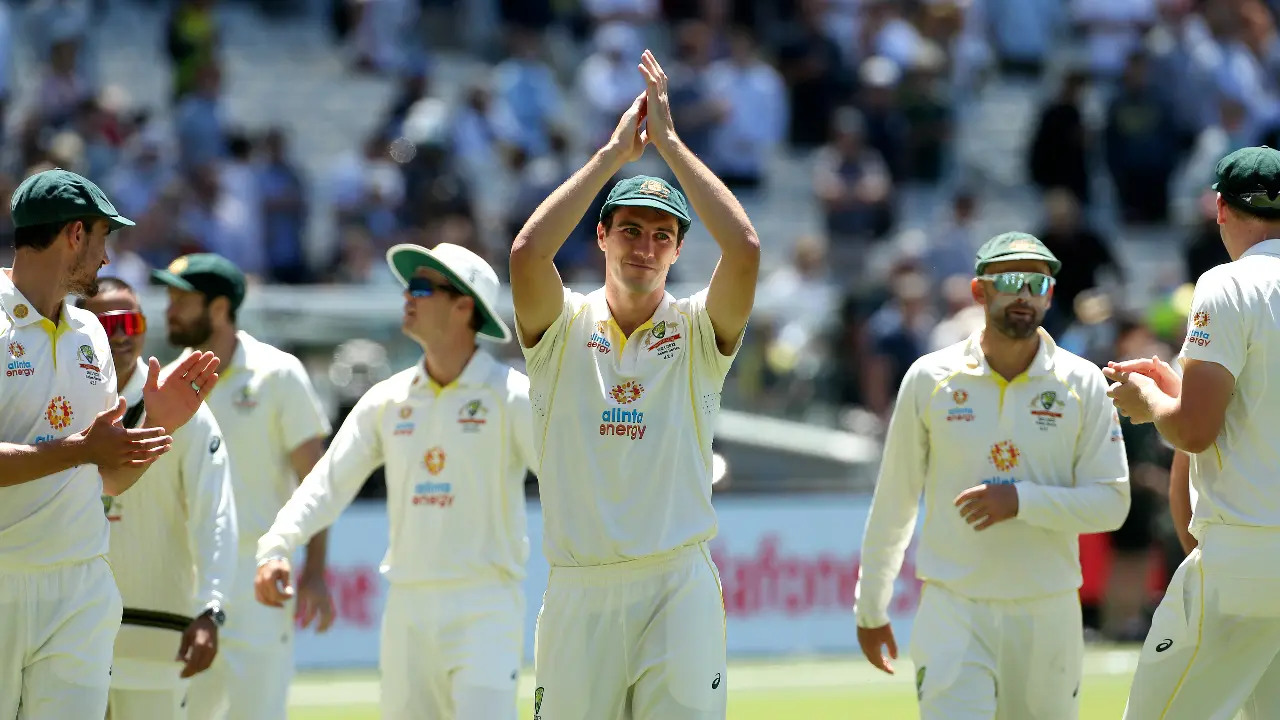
387, 245, 512, 344
978, 252, 1063, 276
603, 198, 691, 229
107, 214, 135, 230
150, 269, 198, 293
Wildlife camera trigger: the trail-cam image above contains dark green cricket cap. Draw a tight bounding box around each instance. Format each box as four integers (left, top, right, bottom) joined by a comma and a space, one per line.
10, 168, 134, 231
974, 232, 1061, 276
599, 175, 692, 231
1213, 146, 1280, 219
151, 254, 247, 312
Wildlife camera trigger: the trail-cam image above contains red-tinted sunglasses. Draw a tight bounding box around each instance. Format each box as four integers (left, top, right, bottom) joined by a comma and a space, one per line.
97, 310, 147, 337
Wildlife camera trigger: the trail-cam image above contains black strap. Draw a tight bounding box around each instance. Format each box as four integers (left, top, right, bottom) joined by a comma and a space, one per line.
123, 399, 146, 429
121, 608, 192, 632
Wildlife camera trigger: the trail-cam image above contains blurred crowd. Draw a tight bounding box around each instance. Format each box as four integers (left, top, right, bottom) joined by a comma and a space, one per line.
2, 0, 1274, 642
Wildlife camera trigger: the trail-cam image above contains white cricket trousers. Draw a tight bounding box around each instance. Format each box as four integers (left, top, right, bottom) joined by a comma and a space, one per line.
380, 577, 524, 720
908, 582, 1083, 720
533, 543, 728, 720
1124, 525, 1280, 720
0, 557, 122, 720
186, 552, 294, 720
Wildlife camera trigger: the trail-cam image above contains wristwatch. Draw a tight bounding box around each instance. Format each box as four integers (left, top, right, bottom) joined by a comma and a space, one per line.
199, 603, 226, 628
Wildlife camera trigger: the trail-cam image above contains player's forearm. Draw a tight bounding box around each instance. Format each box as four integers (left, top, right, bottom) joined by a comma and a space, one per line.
101, 465, 150, 496
1152, 394, 1217, 454
655, 134, 760, 259
511, 145, 630, 263
0, 439, 90, 488
303, 528, 328, 579
1169, 452, 1197, 554
1015, 480, 1131, 534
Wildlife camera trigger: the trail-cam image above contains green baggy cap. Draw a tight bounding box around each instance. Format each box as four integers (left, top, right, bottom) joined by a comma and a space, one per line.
599, 175, 692, 231
151, 254, 248, 312
974, 232, 1062, 276
11, 168, 134, 231
1213, 145, 1280, 219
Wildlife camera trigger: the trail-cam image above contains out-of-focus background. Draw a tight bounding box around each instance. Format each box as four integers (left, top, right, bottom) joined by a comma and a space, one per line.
10, 0, 1248, 714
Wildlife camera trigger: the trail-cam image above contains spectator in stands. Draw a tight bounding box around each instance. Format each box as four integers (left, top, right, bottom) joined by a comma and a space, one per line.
982, 0, 1063, 78
1028, 69, 1091, 206
668, 19, 720, 160
813, 106, 894, 280
106, 126, 177, 224
1072, 0, 1156, 80
328, 133, 403, 236
861, 270, 935, 421
927, 190, 980, 284
928, 274, 984, 352
32, 36, 93, 131
576, 22, 645, 149
214, 131, 267, 278
1103, 51, 1181, 225
1037, 188, 1121, 335
777, 0, 848, 150
257, 128, 311, 285
854, 0, 924, 72
174, 62, 226, 173
348, 0, 418, 73
1183, 190, 1232, 283
899, 42, 952, 188
855, 56, 908, 181
491, 28, 565, 159
1104, 316, 1175, 642
166, 0, 219, 101
705, 27, 787, 193
25, 0, 99, 88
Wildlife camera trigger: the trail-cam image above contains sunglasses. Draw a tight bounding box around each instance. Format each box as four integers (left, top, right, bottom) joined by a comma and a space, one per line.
407, 277, 461, 298
978, 272, 1056, 297
97, 310, 147, 337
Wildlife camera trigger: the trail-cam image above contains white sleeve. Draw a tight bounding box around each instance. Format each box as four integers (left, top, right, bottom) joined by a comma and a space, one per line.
1016, 366, 1131, 534
854, 362, 929, 628
181, 405, 238, 609
256, 390, 385, 562
516, 287, 582, 379
1180, 266, 1248, 379
686, 288, 745, 382
507, 371, 538, 474
273, 357, 333, 454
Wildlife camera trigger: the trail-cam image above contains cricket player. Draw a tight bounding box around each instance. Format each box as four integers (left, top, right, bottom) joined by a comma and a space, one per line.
80, 277, 238, 720
150, 254, 333, 720
509, 51, 759, 720
854, 232, 1131, 720
0, 169, 218, 718
1111, 146, 1280, 719
256, 243, 535, 720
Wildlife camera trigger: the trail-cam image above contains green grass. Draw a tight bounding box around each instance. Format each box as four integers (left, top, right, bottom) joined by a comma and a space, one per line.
288, 646, 1139, 719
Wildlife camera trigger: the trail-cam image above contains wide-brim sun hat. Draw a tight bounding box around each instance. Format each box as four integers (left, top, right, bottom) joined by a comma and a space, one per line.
386, 242, 512, 344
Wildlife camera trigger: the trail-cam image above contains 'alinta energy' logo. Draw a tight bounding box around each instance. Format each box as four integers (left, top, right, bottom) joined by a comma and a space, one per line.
601, 381, 647, 440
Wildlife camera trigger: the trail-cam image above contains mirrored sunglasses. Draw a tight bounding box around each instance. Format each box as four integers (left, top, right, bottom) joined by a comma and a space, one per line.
407, 277, 461, 298
977, 272, 1055, 297
97, 310, 147, 337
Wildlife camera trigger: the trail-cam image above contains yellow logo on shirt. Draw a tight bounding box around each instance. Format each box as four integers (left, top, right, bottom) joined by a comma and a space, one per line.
13, 304, 28, 319
457, 399, 488, 432
8, 342, 24, 358
424, 447, 446, 475
1192, 311, 1210, 328
988, 440, 1020, 472
46, 396, 73, 431
609, 381, 644, 405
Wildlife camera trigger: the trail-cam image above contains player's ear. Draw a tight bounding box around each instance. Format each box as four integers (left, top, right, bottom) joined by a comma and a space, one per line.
970, 278, 985, 305
596, 222, 607, 252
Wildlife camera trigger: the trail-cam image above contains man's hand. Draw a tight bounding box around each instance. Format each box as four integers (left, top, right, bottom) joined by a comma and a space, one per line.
857, 623, 899, 674
954, 483, 1020, 531
142, 352, 220, 434
637, 50, 676, 150
1104, 369, 1163, 424
1107, 355, 1181, 397
255, 558, 294, 607
176, 614, 218, 678
76, 399, 172, 470
608, 92, 648, 164
295, 572, 336, 634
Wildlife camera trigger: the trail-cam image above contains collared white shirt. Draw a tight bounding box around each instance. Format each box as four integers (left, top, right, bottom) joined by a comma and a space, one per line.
258, 350, 535, 584
855, 330, 1130, 627
1180, 238, 1280, 538
518, 287, 742, 567
109, 359, 238, 689
0, 269, 116, 569
179, 331, 330, 556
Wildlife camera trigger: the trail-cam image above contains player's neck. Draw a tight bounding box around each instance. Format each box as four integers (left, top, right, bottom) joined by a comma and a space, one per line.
7, 255, 69, 324
422, 341, 478, 387
980, 327, 1040, 382
603, 282, 665, 338
199, 326, 239, 373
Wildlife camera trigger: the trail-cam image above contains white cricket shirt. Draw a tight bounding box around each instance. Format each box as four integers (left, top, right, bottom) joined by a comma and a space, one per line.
855, 329, 1130, 628
258, 351, 535, 584
108, 359, 238, 689
518, 287, 741, 566
0, 269, 117, 569
179, 331, 331, 555
1179, 239, 1280, 538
